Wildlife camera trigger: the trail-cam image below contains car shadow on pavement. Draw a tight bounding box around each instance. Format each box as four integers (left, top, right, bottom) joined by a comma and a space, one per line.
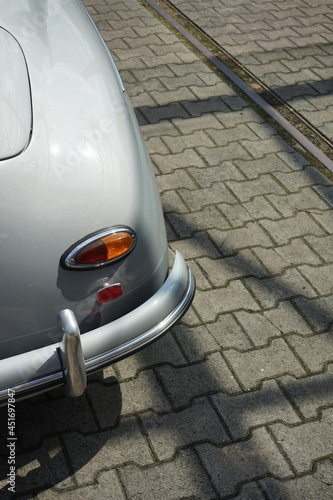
0, 373, 122, 499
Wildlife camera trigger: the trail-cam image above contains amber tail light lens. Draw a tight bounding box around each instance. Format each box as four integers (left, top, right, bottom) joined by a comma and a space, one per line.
62, 227, 136, 269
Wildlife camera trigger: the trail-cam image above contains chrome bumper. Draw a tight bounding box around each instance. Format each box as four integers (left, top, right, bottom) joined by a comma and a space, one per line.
0, 252, 195, 404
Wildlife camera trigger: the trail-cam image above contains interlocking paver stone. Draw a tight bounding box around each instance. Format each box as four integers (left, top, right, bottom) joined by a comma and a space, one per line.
198, 250, 268, 286
270, 409, 333, 473
64, 418, 154, 485
260, 212, 325, 245
36, 470, 126, 500
196, 427, 293, 497
245, 268, 317, 308
205, 315, 253, 350
194, 280, 260, 322
172, 324, 221, 362
259, 460, 333, 500
252, 239, 322, 275
119, 449, 216, 499
156, 352, 241, 407
224, 338, 306, 390
234, 310, 283, 346
212, 379, 300, 439
287, 332, 333, 372
280, 365, 333, 419
209, 221, 275, 255
141, 398, 229, 460
87, 370, 171, 426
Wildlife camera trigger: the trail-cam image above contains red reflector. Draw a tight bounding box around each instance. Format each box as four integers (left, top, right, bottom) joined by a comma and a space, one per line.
97, 284, 123, 304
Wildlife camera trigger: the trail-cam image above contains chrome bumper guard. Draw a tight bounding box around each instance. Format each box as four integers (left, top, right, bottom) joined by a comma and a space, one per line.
0, 252, 195, 403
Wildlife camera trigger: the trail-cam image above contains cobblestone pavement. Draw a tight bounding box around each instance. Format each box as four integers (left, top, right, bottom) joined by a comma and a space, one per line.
169, 0, 333, 143
1, 0, 333, 498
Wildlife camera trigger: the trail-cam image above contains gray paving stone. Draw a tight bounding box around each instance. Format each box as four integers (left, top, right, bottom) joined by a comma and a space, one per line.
268, 187, 331, 216
305, 234, 333, 263
277, 151, 311, 170
194, 280, 260, 322
185, 259, 213, 290
197, 250, 268, 287
114, 334, 187, 379
167, 205, 230, 238
274, 166, 331, 192
217, 108, 264, 128
241, 196, 282, 220
217, 202, 253, 226
178, 182, 237, 211
207, 123, 259, 146
252, 239, 322, 275
87, 370, 171, 426
172, 114, 222, 135
161, 189, 189, 214
263, 301, 313, 335
234, 310, 283, 346
270, 408, 333, 473
155, 169, 197, 192
196, 427, 293, 497
206, 314, 253, 350
245, 268, 317, 308
311, 210, 333, 233
156, 352, 241, 407
140, 102, 190, 125
172, 324, 221, 363
259, 460, 333, 500
287, 332, 333, 372
293, 296, 333, 332
260, 212, 325, 245
141, 398, 229, 460
212, 379, 300, 439
169, 232, 221, 259
230, 481, 266, 500
152, 149, 205, 174
197, 143, 251, 166
314, 185, 333, 207
280, 365, 333, 419
189, 162, 245, 187
299, 263, 333, 295
36, 470, 126, 500
224, 338, 306, 390
209, 222, 275, 255
119, 449, 216, 499
226, 174, 287, 202
64, 418, 154, 485
242, 135, 295, 158
163, 130, 215, 154
13, 395, 98, 449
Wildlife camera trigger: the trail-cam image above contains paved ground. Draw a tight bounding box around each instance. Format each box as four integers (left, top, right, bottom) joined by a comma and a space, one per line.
1, 0, 333, 498
170, 0, 333, 142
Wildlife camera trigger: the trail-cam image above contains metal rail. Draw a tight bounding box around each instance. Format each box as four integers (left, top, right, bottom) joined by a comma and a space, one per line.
145, 0, 333, 174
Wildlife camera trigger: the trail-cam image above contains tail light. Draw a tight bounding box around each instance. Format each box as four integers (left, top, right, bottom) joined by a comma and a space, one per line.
62, 227, 136, 269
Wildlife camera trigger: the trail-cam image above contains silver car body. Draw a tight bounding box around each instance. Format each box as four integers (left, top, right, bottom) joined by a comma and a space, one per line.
0, 0, 195, 403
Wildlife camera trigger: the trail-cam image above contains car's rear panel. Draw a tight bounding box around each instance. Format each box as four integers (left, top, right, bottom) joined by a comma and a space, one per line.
0, 0, 168, 358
